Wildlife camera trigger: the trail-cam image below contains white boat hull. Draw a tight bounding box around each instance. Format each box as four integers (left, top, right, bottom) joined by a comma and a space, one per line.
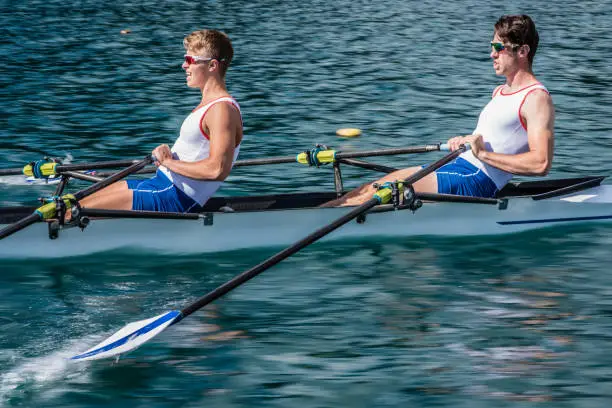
2, 184, 612, 259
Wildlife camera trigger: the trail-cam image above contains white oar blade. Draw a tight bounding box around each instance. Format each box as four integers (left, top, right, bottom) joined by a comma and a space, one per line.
71, 310, 181, 361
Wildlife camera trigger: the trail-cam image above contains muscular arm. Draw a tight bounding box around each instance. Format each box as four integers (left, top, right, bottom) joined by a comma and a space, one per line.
157, 103, 240, 181
476, 90, 555, 176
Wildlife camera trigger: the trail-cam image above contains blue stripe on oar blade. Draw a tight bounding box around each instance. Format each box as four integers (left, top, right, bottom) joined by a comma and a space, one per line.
71, 310, 181, 361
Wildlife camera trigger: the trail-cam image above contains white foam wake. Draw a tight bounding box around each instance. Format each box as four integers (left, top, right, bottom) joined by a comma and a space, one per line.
0, 335, 95, 401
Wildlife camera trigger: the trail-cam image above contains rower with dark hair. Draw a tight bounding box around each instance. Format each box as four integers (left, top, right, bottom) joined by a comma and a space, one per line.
324, 14, 555, 206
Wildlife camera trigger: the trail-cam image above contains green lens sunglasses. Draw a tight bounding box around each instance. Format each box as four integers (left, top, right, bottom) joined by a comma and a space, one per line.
491, 42, 520, 52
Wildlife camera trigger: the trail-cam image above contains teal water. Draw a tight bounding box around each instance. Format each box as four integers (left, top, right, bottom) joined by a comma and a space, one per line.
2, 0, 612, 406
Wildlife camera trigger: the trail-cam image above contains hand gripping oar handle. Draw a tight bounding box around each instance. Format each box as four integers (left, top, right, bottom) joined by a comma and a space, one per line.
178, 144, 468, 319
0, 155, 153, 240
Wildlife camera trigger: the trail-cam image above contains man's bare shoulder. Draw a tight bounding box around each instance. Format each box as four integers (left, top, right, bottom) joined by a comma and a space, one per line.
526, 87, 553, 106
522, 88, 555, 119
207, 101, 240, 122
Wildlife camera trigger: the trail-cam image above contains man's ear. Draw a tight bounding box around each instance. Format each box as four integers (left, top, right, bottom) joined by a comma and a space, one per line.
208, 59, 220, 73
519, 44, 530, 58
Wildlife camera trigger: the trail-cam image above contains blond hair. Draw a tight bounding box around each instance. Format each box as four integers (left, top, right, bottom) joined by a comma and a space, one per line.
184, 30, 233, 76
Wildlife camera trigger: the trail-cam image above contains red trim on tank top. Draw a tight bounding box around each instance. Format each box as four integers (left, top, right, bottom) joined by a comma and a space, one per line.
518, 88, 550, 130
492, 85, 504, 98
198, 98, 242, 144
499, 82, 542, 96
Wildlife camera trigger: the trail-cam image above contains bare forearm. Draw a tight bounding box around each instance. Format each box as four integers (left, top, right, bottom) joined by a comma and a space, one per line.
162, 158, 231, 181
478, 150, 550, 176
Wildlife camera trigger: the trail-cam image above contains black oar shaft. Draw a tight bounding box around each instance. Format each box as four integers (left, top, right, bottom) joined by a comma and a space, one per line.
337, 158, 399, 173
180, 198, 379, 318
233, 145, 441, 167
73, 156, 153, 200
62, 171, 104, 183
336, 145, 440, 159
57, 159, 141, 172
0, 159, 143, 177
404, 145, 465, 185
79, 208, 200, 220
0, 145, 443, 178
180, 145, 466, 319
0, 213, 41, 239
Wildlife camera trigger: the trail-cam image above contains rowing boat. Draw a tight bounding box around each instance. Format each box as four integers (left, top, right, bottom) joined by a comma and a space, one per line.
1, 174, 609, 259
2, 143, 610, 361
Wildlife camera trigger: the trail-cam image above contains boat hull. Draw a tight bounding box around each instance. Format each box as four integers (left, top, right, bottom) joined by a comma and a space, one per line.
2, 185, 612, 259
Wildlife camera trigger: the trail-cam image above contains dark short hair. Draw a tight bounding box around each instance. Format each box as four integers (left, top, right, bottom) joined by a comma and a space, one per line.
495, 15, 539, 64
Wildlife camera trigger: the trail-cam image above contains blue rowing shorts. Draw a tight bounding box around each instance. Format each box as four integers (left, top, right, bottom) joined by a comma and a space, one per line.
126, 170, 203, 213
434, 157, 498, 198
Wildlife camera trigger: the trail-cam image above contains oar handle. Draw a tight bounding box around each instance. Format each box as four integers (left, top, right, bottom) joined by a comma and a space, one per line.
439, 142, 470, 152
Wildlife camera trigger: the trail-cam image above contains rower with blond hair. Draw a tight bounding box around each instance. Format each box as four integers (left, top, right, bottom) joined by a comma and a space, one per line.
80, 29, 243, 213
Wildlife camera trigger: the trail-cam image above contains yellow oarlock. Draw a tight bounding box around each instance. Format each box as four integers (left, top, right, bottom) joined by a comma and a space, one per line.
34, 194, 77, 220
23, 161, 58, 178
373, 182, 404, 205
296, 149, 337, 165
373, 187, 393, 205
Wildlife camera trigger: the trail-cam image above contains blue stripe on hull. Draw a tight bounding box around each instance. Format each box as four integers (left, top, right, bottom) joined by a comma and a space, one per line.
498, 214, 612, 226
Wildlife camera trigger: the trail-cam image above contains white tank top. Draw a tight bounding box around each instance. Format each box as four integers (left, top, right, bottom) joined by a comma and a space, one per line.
461, 83, 549, 189
159, 97, 242, 204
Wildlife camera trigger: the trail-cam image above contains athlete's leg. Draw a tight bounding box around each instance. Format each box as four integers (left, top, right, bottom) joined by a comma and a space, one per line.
320, 166, 438, 207
84, 180, 130, 198
79, 180, 133, 210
